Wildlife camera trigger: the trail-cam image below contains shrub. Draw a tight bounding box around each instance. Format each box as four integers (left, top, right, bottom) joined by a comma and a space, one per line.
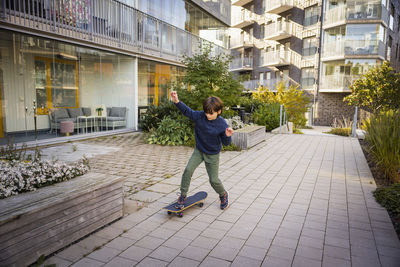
364, 110, 400, 183
326, 128, 351, 136
147, 116, 194, 146
139, 101, 180, 132
252, 103, 281, 131
238, 96, 263, 113
374, 183, 400, 218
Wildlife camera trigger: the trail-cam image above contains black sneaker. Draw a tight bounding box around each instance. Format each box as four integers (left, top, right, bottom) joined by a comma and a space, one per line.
220, 191, 229, 210
175, 194, 186, 210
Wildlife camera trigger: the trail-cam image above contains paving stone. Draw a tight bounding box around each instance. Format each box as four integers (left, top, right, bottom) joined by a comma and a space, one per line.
129, 190, 164, 202
70, 257, 104, 267
169, 257, 200, 267
323, 245, 351, 260
238, 245, 267, 261
199, 256, 231, 267
149, 246, 181, 262
42, 256, 72, 267
262, 255, 292, 267
267, 245, 295, 261
322, 256, 351, 267
231, 256, 263, 267
56, 244, 92, 262
292, 255, 321, 267
295, 245, 323, 261
119, 245, 152, 262
136, 257, 168, 267
351, 255, 381, 267
163, 236, 192, 251
86, 246, 121, 263
179, 245, 210, 262
209, 244, 240, 261
190, 236, 219, 250
102, 257, 138, 267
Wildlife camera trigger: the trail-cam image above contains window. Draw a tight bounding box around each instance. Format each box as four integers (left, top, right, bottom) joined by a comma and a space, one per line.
304, 5, 319, 26
303, 37, 317, 57
301, 68, 315, 89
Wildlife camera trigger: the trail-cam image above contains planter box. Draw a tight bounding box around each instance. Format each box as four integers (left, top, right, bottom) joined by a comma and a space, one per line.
232, 125, 266, 149
0, 172, 124, 267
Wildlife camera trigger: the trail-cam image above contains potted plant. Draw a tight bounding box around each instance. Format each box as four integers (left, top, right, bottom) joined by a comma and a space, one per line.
95, 107, 103, 116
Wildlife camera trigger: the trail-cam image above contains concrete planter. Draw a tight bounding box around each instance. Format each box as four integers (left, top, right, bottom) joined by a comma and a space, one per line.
0, 172, 124, 267
232, 125, 266, 150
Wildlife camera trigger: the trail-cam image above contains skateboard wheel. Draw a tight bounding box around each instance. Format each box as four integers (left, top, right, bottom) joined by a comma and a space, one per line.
178, 212, 183, 217
167, 211, 172, 215
199, 202, 204, 207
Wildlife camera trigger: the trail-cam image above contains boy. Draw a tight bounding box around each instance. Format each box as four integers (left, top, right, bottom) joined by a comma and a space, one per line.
170, 91, 234, 210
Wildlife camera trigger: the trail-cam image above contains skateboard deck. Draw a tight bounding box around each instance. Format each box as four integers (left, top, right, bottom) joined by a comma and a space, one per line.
163, 191, 208, 217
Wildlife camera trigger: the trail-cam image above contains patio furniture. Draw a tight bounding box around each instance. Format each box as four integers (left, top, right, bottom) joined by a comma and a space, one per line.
49, 107, 92, 133
60, 121, 74, 136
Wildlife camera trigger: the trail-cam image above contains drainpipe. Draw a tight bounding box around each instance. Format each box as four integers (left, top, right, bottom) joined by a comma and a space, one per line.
314, 0, 325, 126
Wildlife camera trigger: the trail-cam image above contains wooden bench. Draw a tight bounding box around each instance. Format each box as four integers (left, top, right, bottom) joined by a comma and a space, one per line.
0, 172, 124, 267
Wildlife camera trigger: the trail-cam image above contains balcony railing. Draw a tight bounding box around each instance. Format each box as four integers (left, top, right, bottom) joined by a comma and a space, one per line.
320, 74, 359, 92
232, 8, 256, 28
324, 2, 388, 27
230, 56, 253, 70
322, 40, 386, 60
264, 20, 293, 41
261, 50, 291, 67
264, 0, 294, 14
230, 33, 253, 49
241, 79, 280, 91
0, 0, 227, 63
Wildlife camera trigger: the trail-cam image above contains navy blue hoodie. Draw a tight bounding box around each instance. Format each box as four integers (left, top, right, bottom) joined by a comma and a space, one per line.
175, 101, 231, 154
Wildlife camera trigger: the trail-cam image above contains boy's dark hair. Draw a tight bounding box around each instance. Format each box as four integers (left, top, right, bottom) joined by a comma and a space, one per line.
203, 96, 223, 114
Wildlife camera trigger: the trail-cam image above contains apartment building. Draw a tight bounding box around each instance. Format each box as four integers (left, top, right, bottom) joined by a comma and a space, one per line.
0, 0, 230, 144
230, 0, 400, 125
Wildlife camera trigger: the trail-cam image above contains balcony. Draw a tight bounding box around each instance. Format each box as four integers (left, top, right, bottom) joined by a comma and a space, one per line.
232, 0, 254, 7
230, 33, 254, 49
230, 57, 253, 71
319, 74, 358, 92
264, 0, 294, 15
322, 40, 386, 61
260, 50, 292, 67
264, 20, 293, 41
241, 79, 279, 91
324, 2, 389, 29
0, 0, 228, 64
232, 9, 257, 28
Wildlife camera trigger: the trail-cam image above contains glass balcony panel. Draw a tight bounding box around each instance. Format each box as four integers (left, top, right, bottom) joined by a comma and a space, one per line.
320, 74, 356, 91
230, 56, 253, 70
324, 5, 346, 25
232, 9, 256, 28
322, 40, 345, 58
230, 32, 253, 48
347, 1, 382, 20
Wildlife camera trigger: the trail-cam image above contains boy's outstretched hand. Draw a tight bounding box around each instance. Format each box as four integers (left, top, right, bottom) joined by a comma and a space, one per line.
225, 127, 234, 137
170, 91, 179, 104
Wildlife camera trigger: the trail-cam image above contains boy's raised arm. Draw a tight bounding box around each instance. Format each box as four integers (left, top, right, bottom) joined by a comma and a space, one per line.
170, 91, 200, 121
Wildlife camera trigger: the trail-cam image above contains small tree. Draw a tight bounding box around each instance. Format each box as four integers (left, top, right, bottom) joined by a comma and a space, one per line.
253, 81, 311, 127
174, 45, 243, 111
344, 61, 400, 114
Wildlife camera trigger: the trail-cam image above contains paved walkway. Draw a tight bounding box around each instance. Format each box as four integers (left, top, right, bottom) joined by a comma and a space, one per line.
42, 133, 400, 267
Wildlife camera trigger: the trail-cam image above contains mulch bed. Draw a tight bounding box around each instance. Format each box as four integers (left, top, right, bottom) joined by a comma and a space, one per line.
359, 139, 400, 239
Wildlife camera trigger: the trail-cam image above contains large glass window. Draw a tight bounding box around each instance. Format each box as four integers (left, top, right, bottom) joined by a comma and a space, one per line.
0, 30, 136, 144
138, 59, 185, 107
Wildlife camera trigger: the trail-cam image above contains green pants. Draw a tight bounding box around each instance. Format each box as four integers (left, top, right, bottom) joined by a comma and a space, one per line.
181, 148, 225, 197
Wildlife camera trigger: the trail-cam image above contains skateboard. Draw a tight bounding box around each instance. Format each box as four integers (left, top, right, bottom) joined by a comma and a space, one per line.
163, 191, 208, 217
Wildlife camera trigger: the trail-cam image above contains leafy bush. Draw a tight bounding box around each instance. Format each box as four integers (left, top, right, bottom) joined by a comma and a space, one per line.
222, 143, 241, 151
252, 82, 311, 127
238, 96, 263, 113
364, 110, 400, 183
139, 101, 180, 132
326, 128, 351, 136
374, 183, 400, 217
252, 103, 281, 131
147, 116, 194, 146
